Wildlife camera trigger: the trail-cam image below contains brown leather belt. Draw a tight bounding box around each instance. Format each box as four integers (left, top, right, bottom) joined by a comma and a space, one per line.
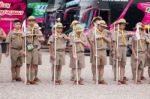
11, 47, 22, 50
119, 45, 127, 47
97, 49, 106, 51
76, 51, 84, 53
56, 49, 65, 52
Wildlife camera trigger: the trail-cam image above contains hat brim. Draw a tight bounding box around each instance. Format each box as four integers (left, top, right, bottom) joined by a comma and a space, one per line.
100, 24, 108, 28
116, 22, 128, 25
76, 30, 83, 32
28, 19, 36, 21
56, 26, 63, 28
91, 17, 102, 24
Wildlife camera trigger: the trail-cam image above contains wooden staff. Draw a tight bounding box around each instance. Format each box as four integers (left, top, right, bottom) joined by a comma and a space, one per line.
116, 24, 120, 84
72, 27, 79, 85
94, 25, 98, 85
53, 23, 57, 85
135, 25, 140, 83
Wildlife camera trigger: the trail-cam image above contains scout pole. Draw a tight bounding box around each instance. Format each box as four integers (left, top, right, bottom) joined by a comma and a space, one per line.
54, 23, 57, 85
73, 27, 79, 85
135, 25, 140, 83
94, 25, 98, 85
22, 20, 27, 84
116, 24, 120, 83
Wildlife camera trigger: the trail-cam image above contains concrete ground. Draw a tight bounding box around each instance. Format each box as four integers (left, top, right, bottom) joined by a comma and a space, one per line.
0, 51, 150, 99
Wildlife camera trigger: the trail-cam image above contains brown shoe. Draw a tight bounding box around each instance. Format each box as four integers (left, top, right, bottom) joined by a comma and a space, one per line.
57, 80, 63, 85
74, 80, 84, 85
79, 80, 84, 85
34, 77, 40, 82
16, 77, 22, 82
123, 77, 128, 81
141, 76, 146, 80
118, 80, 127, 85
136, 80, 142, 84
98, 80, 108, 85
122, 80, 128, 84
30, 81, 37, 85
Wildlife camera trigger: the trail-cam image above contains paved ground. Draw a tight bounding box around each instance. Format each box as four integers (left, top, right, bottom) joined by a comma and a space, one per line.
0, 51, 150, 99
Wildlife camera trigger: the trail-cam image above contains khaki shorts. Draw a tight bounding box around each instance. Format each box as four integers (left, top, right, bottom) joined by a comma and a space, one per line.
0, 53, 2, 63
10, 49, 23, 67
93, 50, 107, 66
109, 50, 114, 66
70, 52, 85, 69
38, 51, 42, 65
27, 48, 39, 65
69, 50, 74, 68
131, 52, 146, 70
118, 46, 127, 63
50, 51, 65, 66
144, 56, 150, 67
90, 50, 93, 64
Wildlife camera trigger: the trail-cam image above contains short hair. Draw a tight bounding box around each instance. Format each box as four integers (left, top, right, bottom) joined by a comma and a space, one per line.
13, 20, 22, 24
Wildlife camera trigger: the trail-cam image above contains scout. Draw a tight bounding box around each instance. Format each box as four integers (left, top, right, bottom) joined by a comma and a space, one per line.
48, 22, 69, 85
26, 16, 43, 85
6, 20, 25, 82
109, 26, 116, 81
131, 22, 150, 84
146, 28, 150, 84
87, 16, 102, 81
69, 20, 80, 81
35, 23, 45, 82
0, 27, 6, 64
90, 20, 110, 84
112, 18, 129, 84
70, 23, 87, 85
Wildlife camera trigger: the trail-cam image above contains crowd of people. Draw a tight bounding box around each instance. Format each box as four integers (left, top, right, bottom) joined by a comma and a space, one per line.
0, 16, 150, 85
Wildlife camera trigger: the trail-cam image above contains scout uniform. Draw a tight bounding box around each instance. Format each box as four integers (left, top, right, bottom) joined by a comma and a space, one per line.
70, 24, 87, 85
89, 20, 110, 84
6, 29, 24, 81
87, 16, 102, 81
26, 16, 43, 84
145, 33, 150, 67
48, 22, 68, 84
0, 28, 6, 63
145, 32, 150, 83
69, 20, 80, 81
131, 28, 149, 83
112, 18, 129, 84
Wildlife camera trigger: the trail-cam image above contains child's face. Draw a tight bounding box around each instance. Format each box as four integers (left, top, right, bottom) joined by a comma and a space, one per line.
119, 23, 126, 30
14, 22, 21, 30
28, 20, 35, 26
56, 27, 63, 33
139, 28, 144, 34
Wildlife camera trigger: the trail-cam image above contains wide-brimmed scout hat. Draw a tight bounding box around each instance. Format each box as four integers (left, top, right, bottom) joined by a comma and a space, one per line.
55, 22, 63, 28
115, 18, 128, 25
70, 20, 80, 28
135, 22, 144, 29
98, 20, 108, 28
75, 24, 83, 32
28, 16, 36, 21
91, 16, 102, 24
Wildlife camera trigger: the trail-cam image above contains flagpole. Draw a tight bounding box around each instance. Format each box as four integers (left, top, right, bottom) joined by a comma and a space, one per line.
94, 25, 98, 85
